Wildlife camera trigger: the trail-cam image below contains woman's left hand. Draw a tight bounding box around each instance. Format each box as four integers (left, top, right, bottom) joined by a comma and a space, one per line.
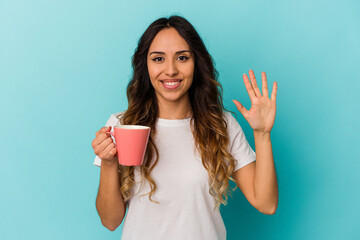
233, 70, 277, 133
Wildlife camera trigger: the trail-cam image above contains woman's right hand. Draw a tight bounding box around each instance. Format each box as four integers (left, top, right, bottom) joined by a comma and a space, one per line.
92, 126, 118, 163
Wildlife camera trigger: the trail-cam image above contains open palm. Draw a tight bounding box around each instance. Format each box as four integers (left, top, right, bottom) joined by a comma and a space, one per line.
233, 70, 277, 133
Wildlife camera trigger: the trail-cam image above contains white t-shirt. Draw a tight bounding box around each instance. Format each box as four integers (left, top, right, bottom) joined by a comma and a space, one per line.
93, 111, 256, 240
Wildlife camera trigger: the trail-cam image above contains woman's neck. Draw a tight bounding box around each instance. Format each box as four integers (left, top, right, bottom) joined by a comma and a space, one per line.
157, 97, 192, 120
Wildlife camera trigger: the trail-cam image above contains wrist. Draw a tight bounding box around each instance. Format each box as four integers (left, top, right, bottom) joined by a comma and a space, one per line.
101, 158, 119, 168
254, 130, 271, 137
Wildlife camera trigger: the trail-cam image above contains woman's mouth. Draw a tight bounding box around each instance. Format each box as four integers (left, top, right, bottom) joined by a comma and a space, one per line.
161, 80, 182, 90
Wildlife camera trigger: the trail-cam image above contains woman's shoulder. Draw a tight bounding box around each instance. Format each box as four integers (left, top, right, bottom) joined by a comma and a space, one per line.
222, 110, 237, 124
222, 110, 244, 134
105, 111, 126, 127
112, 111, 125, 119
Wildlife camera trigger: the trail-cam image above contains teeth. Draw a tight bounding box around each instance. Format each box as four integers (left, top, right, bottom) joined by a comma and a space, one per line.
164, 82, 179, 86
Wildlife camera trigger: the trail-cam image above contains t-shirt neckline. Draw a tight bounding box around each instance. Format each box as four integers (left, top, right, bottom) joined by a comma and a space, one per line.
156, 116, 192, 126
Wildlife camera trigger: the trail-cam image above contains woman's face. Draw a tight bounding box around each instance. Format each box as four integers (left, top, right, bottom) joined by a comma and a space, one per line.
147, 27, 195, 105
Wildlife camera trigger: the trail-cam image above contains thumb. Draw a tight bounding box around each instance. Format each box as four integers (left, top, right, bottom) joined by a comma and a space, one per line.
102, 126, 111, 132
232, 100, 247, 117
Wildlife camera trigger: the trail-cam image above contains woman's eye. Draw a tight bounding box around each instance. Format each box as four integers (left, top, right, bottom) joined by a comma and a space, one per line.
178, 56, 189, 61
152, 57, 163, 62
152, 56, 189, 62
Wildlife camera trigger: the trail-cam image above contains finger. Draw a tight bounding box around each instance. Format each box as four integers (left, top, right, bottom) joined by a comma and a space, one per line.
94, 137, 113, 155
96, 126, 111, 137
98, 126, 111, 136
271, 81, 278, 102
232, 99, 248, 117
249, 69, 262, 97
103, 142, 117, 159
99, 136, 114, 149
93, 131, 112, 146
261, 72, 269, 98
243, 73, 256, 103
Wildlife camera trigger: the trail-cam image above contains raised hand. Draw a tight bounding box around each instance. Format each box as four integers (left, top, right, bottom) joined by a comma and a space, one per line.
232, 70, 277, 133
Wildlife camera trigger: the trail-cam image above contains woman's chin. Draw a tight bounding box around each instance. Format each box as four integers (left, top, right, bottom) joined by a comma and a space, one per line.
156, 92, 189, 104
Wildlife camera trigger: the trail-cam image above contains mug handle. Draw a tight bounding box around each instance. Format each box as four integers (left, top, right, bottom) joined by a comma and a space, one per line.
106, 131, 115, 137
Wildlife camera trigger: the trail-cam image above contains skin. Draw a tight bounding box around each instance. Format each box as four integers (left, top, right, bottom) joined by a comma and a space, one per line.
232, 70, 278, 214
93, 127, 126, 231
92, 29, 279, 232
147, 27, 195, 119
147, 27, 279, 214
92, 28, 196, 231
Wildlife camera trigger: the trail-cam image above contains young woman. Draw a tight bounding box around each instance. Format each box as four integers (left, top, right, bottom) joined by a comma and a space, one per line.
91, 15, 278, 240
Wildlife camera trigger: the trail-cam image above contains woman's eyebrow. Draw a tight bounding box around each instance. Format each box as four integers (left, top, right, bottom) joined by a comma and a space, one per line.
149, 50, 191, 55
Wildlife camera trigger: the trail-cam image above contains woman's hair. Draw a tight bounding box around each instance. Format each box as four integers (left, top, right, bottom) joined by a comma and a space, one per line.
117, 15, 238, 210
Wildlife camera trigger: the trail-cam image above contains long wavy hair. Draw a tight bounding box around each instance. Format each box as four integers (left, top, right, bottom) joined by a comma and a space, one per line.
117, 15, 238, 210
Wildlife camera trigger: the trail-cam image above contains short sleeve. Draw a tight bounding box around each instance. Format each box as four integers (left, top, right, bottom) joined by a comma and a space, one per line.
225, 112, 256, 172
93, 112, 122, 167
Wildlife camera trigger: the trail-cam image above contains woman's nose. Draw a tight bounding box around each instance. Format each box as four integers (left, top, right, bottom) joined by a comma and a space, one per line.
165, 60, 178, 76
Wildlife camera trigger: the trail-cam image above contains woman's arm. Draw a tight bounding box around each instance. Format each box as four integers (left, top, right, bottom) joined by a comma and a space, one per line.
96, 160, 126, 231
232, 131, 278, 215
232, 69, 278, 214
253, 131, 278, 214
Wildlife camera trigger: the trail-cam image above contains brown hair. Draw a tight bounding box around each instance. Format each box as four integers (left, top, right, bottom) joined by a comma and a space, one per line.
117, 15, 237, 210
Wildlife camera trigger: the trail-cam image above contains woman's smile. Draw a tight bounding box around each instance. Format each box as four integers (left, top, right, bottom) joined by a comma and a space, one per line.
160, 79, 183, 89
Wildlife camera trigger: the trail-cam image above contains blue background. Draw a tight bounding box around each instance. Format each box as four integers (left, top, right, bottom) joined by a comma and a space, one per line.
1, 0, 359, 239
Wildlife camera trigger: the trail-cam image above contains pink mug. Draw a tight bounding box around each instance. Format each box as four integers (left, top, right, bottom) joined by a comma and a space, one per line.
106, 125, 151, 166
